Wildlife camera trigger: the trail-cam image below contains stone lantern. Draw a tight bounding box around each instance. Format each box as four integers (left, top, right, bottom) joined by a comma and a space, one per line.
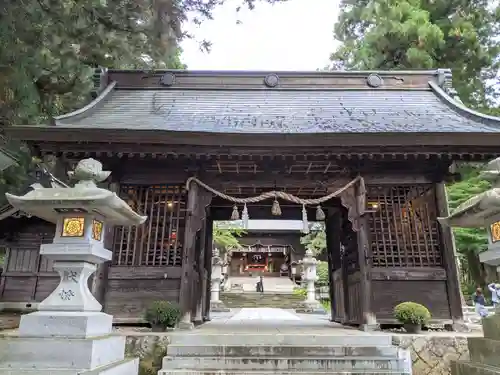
210, 248, 229, 312
295, 249, 325, 314
0, 158, 147, 375
439, 157, 500, 375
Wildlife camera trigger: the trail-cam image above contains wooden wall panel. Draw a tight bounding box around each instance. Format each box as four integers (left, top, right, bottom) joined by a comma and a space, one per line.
2, 276, 36, 301
0, 220, 56, 303
332, 269, 345, 323
346, 273, 362, 325
34, 276, 60, 301
105, 277, 181, 320
372, 280, 451, 322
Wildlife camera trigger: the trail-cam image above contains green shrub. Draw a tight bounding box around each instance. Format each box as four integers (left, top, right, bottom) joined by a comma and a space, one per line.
144, 300, 181, 328
316, 261, 329, 287
293, 288, 307, 297
394, 302, 431, 325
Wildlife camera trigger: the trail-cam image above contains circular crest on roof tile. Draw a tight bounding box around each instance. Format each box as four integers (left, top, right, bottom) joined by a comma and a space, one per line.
264, 73, 279, 88
160, 72, 176, 86
366, 74, 383, 88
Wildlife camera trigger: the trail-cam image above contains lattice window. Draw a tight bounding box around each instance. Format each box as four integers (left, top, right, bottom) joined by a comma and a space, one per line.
112, 184, 187, 266
367, 185, 442, 267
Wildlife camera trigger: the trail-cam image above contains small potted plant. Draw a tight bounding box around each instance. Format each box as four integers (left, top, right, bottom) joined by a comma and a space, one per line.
144, 300, 181, 332
394, 301, 431, 334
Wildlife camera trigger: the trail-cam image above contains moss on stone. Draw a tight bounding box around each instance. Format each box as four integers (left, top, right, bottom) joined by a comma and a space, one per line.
125, 335, 169, 375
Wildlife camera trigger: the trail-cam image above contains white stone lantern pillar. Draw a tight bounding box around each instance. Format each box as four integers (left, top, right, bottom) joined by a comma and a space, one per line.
0, 158, 147, 375
210, 248, 229, 312
296, 249, 325, 314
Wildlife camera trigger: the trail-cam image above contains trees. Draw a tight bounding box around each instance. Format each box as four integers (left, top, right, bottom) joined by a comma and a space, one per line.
212, 221, 246, 256
330, 0, 499, 298
1, 0, 290, 127
446, 164, 491, 297
0, 0, 289, 200
300, 222, 327, 258
331, 0, 500, 110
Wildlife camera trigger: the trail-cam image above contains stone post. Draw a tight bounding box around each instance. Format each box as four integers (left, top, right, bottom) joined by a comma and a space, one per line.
0, 158, 146, 375
295, 249, 325, 314
210, 248, 229, 312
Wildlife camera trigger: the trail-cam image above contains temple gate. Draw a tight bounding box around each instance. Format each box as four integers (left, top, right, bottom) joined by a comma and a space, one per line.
2, 68, 499, 328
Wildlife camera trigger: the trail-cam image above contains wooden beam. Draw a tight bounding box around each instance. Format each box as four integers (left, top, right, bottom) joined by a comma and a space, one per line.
179, 182, 200, 328
203, 216, 214, 322
325, 208, 342, 322
210, 205, 323, 221
435, 182, 464, 323
194, 205, 211, 324
357, 209, 376, 329
11, 127, 500, 150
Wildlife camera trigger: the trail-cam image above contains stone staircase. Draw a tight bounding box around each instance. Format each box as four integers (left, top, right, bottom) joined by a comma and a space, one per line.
226, 276, 297, 293
221, 292, 305, 309
452, 313, 500, 375
159, 333, 412, 374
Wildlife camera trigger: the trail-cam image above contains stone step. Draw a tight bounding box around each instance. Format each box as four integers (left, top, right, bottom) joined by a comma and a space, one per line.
167, 345, 400, 357
468, 337, 500, 368
0, 357, 139, 375
162, 356, 405, 371
452, 360, 500, 375
221, 293, 305, 309
0, 335, 126, 370
169, 333, 393, 346
159, 371, 407, 375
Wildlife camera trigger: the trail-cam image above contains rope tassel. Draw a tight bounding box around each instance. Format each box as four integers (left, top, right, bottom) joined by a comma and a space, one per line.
271, 199, 282, 216
316, 205, 325, 221
302, 205, 310, 234
242, 203, 249, 229
231, 204, 240, 220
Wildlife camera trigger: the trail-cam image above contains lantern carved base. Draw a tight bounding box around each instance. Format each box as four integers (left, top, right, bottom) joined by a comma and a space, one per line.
295, 300, 327, 315
0, 234, 139, 374
210, 300, 230, 313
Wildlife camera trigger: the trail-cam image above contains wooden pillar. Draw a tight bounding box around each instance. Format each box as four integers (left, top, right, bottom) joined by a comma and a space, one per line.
356, 214, 376, 330
203, 216, 213, 321
325, 207, 341, 322
435, 182, 464, 323
193, 229, 204, 324
179, 182, 200, 328
355, 180, 376, 330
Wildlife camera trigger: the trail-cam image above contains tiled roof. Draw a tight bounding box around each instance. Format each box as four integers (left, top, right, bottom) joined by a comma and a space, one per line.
54, 74, 500, 134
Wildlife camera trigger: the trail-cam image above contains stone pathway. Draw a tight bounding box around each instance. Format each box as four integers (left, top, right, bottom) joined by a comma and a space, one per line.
227, 276, 296, 293
229, 308, 301, 321
180, 307, 366, 335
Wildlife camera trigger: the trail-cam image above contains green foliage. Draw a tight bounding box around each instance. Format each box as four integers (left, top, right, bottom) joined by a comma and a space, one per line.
445, 164, 491, 295
331, 0, 500, 110
320, 299, 331, 312
293, 288, 307, 297
316, 261, 329, 287
143, 301, 181, 328
0, 0, 288, 197
213, 221, 246, 255
300, 222, 326, 257
394, 301, 431, 325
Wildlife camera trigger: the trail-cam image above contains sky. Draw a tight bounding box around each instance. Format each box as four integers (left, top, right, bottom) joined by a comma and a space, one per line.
181, 0, 340, 71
